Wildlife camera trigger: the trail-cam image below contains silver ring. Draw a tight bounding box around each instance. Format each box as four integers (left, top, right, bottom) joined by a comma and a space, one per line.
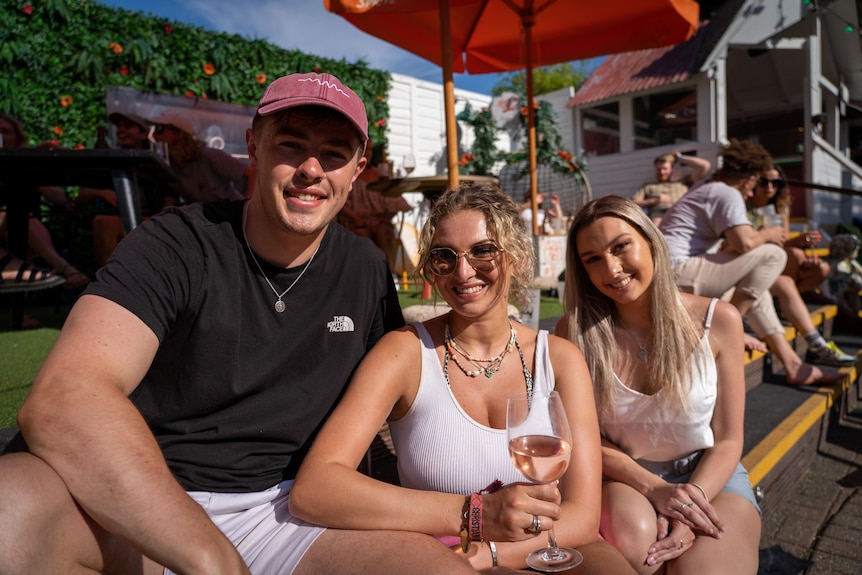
529, 514, 541, 533
679, 503, 691, 511
679, 539, 684, 550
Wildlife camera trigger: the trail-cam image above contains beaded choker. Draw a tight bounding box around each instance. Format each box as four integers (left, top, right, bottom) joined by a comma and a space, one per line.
442, 315, 533, 396
444, 320, 515, 378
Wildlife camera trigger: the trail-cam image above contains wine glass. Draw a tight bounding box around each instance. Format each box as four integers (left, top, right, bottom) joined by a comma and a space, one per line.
402, 152, 416, 176
507, 391, 583, 572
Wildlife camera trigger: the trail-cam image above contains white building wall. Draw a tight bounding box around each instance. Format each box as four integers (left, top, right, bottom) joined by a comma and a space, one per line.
386, 73, 508, 178
537, 86, 576, 155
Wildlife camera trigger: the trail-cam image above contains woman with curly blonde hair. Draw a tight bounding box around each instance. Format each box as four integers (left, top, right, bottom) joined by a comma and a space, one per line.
557, 195, 761, 574
292, 183, 635, 574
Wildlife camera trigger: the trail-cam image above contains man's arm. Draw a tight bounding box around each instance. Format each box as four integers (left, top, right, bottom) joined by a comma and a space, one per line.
18, 295, 248, 574
722, 223, 786, 254
677, 153, 711, 183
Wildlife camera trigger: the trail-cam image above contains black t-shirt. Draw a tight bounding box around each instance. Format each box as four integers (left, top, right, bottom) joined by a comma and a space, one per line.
85, 200, 403, 492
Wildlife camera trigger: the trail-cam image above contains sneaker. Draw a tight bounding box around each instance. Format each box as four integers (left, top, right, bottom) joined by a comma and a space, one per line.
805, 341, 858, 366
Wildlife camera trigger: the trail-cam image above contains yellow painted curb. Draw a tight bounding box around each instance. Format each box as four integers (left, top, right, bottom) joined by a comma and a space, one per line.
742, 358, 858, 486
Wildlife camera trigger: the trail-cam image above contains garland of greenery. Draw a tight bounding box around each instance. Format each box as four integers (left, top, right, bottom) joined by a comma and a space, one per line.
0, 0, 391, 149
455, 94, 584, 180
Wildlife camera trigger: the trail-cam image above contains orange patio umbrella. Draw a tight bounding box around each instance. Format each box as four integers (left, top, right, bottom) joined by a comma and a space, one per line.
324, 0, 699, 234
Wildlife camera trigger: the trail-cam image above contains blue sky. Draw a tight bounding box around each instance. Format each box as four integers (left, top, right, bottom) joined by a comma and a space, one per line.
100, 0, 507, 95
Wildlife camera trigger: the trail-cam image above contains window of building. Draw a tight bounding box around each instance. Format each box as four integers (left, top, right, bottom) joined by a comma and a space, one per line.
582, 102, 620, 156
633, 89, 697, 149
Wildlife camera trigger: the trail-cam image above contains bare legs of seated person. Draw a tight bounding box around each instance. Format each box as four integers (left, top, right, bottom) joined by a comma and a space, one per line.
0, 212, 89, 289
770, 275, 856, 367
601, 481, 761, 575
735, 288, 846, 386
0, 452, 526, 575
0, 248, 65, 293
783, 245, 829, 294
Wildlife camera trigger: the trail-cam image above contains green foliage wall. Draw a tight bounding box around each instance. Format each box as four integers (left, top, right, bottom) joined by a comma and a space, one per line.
0, 0, 391, 148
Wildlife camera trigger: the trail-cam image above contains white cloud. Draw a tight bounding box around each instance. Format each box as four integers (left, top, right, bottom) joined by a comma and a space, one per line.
184, 0, 443, 82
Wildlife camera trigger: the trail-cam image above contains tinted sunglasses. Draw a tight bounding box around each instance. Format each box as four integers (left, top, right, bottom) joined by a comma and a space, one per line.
758, 177, 785, 189
153, 124, 172, 134
427, 243, 503, 276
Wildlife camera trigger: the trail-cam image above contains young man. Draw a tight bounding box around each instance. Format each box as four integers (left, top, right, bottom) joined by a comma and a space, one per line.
659, 139, 845, 386
632, 151, 711, 225
0, 73, 474, 574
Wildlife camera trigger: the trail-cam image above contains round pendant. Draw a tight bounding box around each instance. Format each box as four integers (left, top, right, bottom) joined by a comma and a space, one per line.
274, 300, 286, 313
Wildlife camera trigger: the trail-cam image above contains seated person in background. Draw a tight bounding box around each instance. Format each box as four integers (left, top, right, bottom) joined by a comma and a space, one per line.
747, 166, 854, 367
0, 72, 478, 575
556, 196, 761, 575
520, 191, 562, 233
78, 112, 178, 266
659, 139, 843, 386
292, 183, 635, 574
149, 110, 255, 203
748, 165, 829, 293
0, 113, 89, 288
338, 139, 411, 271
633, 151, 711, 226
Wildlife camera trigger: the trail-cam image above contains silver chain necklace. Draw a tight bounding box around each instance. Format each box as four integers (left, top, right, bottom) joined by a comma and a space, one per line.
242, 206, 320, 313
618, 320, 648, 361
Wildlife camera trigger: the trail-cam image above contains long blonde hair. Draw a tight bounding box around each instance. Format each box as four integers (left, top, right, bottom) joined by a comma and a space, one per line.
563, 196, 701, 418
416, 183, 536, 312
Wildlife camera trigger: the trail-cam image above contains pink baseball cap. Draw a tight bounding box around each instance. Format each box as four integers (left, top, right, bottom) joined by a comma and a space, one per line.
257, 73, 368, 142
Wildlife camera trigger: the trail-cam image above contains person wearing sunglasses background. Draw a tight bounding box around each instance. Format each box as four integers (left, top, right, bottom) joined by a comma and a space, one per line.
747, 165, 855, 366
149, 110, 256, 204
290, 183, 636, 574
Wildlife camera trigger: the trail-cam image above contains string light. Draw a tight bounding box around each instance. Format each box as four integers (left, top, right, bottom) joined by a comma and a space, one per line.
804, 0, 862, 35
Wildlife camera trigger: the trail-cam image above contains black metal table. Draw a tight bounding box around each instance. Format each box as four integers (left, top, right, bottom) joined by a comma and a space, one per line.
0, 148, 176, 329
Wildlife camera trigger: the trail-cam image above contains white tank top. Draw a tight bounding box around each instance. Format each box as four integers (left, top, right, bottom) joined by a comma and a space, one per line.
388, 322, 554, 494
601, 299, 719, 462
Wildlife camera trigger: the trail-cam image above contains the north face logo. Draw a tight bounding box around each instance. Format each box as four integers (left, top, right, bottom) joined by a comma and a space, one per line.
327, 316, 355, 332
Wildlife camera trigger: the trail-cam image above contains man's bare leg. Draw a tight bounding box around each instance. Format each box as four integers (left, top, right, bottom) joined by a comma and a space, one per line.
0, 453, 162, 575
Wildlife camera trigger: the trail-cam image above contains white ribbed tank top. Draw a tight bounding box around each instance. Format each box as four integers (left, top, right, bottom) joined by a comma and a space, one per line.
388, 322, 554, 494
601, 298, 719, 461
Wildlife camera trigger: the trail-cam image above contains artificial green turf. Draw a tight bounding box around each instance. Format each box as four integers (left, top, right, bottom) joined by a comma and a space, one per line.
0, 327, 60, 428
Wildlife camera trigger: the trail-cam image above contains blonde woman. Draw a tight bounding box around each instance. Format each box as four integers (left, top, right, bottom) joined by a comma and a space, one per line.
292, 184, 634, 574
557, 196, 761, 574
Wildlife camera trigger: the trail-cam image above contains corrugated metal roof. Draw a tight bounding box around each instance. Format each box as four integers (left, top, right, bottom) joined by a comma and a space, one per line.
568, 22, 709, 107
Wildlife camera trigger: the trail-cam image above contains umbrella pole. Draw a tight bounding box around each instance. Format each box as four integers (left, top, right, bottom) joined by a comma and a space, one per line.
440, 0, 459, 189
524, 8, 539, 236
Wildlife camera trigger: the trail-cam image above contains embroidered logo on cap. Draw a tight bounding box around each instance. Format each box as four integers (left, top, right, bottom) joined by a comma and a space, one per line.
327, 316, 355, 333
298, 77, 351, 98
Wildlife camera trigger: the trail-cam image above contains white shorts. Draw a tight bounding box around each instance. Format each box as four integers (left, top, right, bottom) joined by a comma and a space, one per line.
164, 480, 326, 575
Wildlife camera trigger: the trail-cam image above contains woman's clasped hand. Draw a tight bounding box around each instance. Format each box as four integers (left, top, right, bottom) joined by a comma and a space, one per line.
648, 482, 724, 537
